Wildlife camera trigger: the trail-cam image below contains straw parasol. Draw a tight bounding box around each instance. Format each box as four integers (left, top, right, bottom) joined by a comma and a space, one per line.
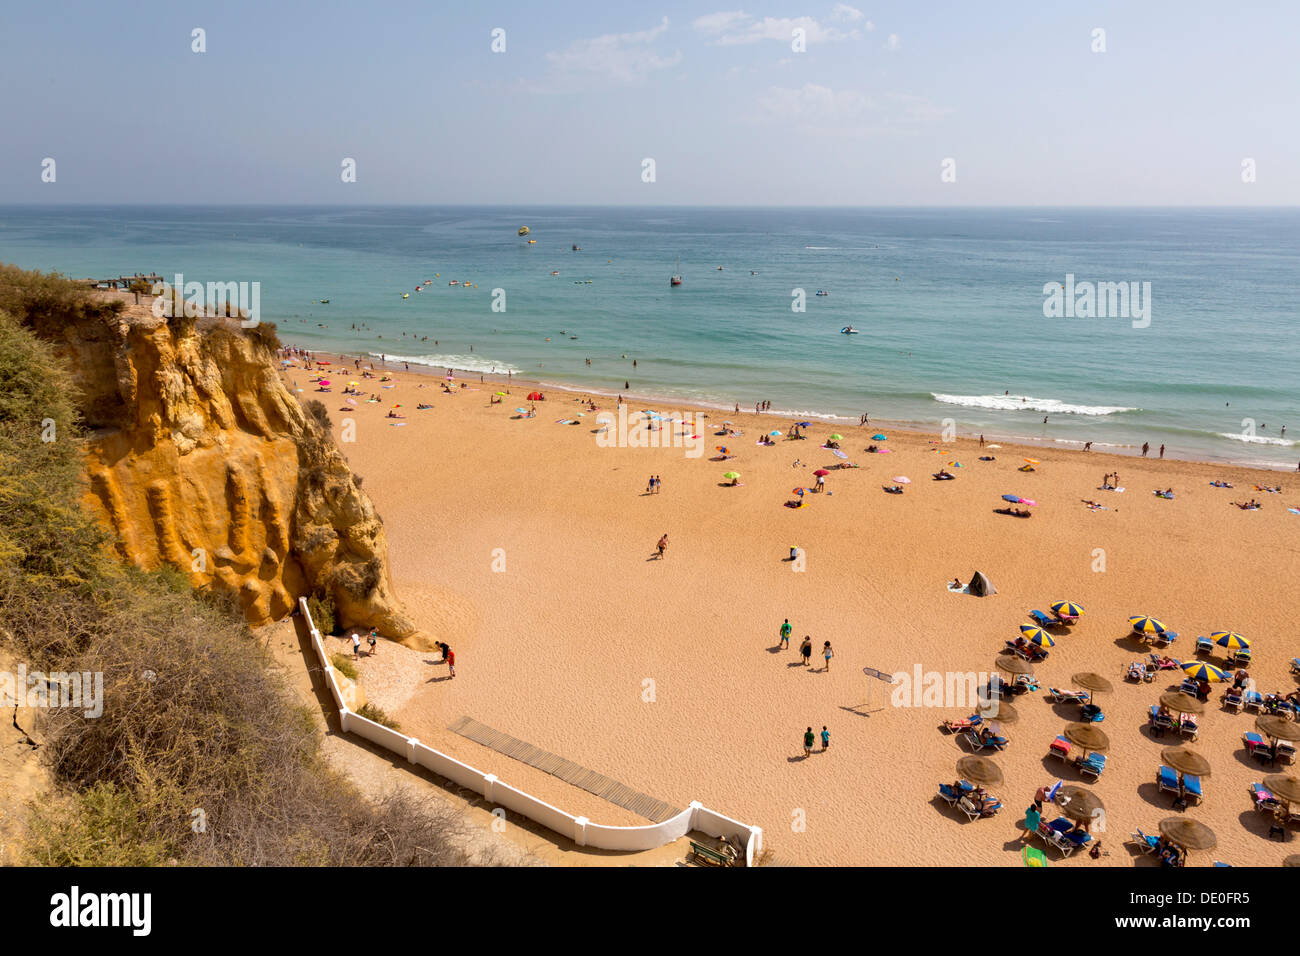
1072, 672, 1114, 694
1055, 785, 1104, 822
1064, 722, 1110, 752
1159, 691, 1204, 715
1257, 715, 1300, 743
956, 756, 1003, 787
976, 699, 1020, 724
1161, 745, 1212, 777
1263, 775, 1300, 804
1283, 855, 1300, 867
995, 654, 1035, 675
1159, 817, 1217, 851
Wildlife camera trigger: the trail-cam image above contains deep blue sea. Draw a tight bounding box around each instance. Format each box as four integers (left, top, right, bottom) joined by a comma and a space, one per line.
2, 205, 1297, 467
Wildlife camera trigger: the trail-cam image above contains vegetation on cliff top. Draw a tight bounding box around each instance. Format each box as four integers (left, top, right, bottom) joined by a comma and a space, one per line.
0, 266, 485, 866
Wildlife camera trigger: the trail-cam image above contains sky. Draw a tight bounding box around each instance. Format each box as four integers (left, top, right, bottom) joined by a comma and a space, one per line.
1, 0, 1296, 205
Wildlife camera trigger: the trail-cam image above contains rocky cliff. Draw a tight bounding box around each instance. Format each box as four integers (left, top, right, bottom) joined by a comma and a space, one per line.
29, 294, 420, 642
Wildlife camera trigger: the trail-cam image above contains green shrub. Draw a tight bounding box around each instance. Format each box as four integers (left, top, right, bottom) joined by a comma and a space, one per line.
330, 653, 358, 680
307, 591, 336, 635
357, 702, 401, 732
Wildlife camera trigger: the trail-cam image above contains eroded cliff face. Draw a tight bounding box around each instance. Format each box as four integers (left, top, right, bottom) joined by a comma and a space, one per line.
36, 300, 421, 643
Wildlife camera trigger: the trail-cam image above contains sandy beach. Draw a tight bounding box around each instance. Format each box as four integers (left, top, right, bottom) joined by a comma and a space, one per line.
291, 356, 1300, 866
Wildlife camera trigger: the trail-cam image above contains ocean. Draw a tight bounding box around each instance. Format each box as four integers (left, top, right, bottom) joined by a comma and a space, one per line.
2, 204, 1297, 468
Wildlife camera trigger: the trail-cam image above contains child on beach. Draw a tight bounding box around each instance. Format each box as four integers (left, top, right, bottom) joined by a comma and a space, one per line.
446, 646, 456, 678
820, 726, 830, 751
368, 629, 378, 656
823, 641, 834, 671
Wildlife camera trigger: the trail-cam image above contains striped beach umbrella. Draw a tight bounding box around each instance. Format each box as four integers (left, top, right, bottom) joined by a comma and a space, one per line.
1181, 661, 1229, 683
1020, 625, 1055, 647
1211, 631, 1249, 650
1051, 601, 1085, 618
1130, 616, 1167, 634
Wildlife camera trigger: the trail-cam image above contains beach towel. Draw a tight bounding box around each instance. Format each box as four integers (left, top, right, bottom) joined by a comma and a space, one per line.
946, 582, 970, 595
1289, 508, 1300, 515
389, 422, 407, 427
831, 449, 847, 459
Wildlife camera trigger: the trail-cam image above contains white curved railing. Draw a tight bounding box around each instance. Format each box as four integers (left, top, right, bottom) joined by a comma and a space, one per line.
300, 599, 763, 865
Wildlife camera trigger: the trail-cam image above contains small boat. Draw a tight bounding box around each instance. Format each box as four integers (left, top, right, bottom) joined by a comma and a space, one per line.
449, 280, 459, 286
527, 239, 537, 244
572, 244, 581, 251
551, 271, 559, 275
401, 293, 409, 299
319, 299, 329, 304
518, 226, 530, 236
816, 290, 829, 296
840, 326, 859, 334
671, 258, 682, 287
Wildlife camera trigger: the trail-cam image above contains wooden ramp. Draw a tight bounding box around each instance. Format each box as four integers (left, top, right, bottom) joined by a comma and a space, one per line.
447, 716, 682, 823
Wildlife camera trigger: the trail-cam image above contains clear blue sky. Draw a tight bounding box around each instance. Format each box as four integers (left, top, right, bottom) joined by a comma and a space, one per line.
2, 0, 1295, 205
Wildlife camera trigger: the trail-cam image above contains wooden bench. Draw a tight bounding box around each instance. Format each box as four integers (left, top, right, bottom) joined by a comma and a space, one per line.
688, 840, 734, 866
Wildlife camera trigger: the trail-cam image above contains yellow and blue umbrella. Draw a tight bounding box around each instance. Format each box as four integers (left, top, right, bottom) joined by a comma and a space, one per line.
1020, 625, 1055, 647
1130, 616, 1167, 634
1051, 601, 1085, 618
1211, 631, 1249, 650
1181, 661, 1229, 683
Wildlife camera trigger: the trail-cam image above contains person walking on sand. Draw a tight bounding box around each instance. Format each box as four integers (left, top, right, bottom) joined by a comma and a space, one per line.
820, 726, 830, 751
351, 632, 361, 660
1142, 442, 1150, 457
823, 641, 834, 671
1021, 803, 1042, 844
446, 646, 456, 678
803, 727, 815, 756
656, 533, 668, 559
780, 619, 792, 649
800, 636, 813, 667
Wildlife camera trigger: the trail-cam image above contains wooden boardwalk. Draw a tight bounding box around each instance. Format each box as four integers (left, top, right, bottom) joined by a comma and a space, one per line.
447, 716, 682, 823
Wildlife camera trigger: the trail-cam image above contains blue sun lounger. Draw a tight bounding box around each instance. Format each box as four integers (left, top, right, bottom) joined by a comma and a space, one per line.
1182, 774, 1203, 805
1132, 828, 1160, 854
1195, 636, 1213, 656
1029, 610, 1057, 629
1080, 752, 1107, 779
1157, 765, 1180, 798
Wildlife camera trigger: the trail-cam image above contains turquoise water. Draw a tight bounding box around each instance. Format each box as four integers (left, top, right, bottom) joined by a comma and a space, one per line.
2, 205, 1297, 467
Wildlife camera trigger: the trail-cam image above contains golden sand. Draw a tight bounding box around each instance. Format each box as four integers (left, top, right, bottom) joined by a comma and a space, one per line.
293, 360, 1300, 866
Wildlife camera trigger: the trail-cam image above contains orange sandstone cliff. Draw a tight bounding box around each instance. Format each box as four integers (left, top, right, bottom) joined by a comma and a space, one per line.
29, 296, 422, 644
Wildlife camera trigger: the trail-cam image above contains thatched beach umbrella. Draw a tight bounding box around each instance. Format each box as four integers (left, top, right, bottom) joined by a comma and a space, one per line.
1159, 817, 1217, 852
1072, 672, 1114, 694
957, 755, 1003, 787
976, 699, 1020, 724
1256, 716, 1300, 743
1055, 785, 1104, 822
995, 654, 1035, 675
1064, 722, 1110, 752
1160, 691, 1205, 715
1161, 745, 1212, 778
1283, 855, 1300, 867
1263, 775, 1300, 804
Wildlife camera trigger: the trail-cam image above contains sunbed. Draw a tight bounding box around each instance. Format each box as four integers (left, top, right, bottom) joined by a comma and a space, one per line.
1048, 688, 1089, 705
1048, 735, 1071, 761
1156, 765, 1180, 799
1080, 752, 1107, 779
1182, 774, 1203, 805
1195, 636, 1213, 656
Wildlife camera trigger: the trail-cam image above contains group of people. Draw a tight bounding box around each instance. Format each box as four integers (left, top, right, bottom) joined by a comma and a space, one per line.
645, 474, 663, 494
1140, 442, 1166, 459
777, 621, 834, 670
1101, 472, 1122, 489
